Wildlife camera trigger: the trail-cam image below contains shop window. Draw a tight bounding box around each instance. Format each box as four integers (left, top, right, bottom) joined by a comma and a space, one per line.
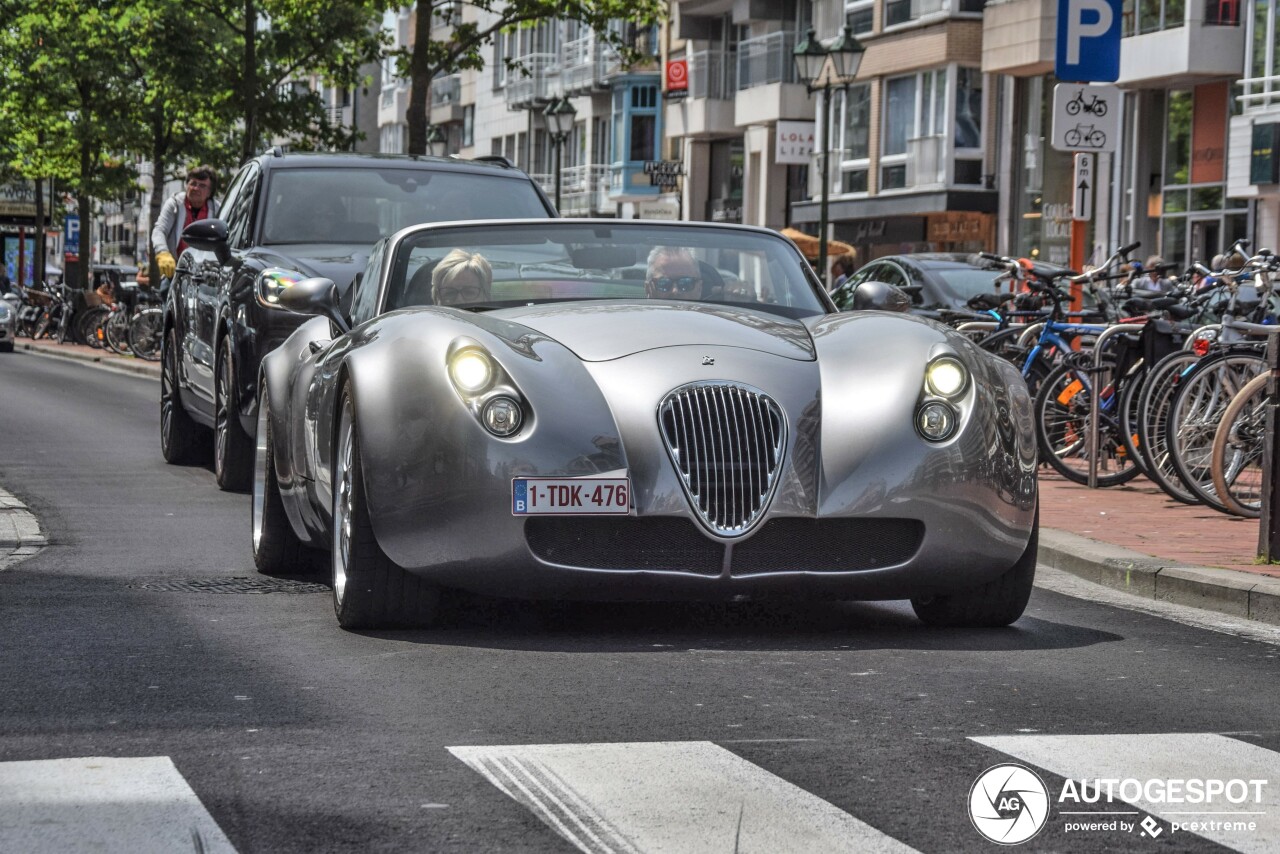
953, 159, 983, 185
1192, 186, 1223, 210
1163, 190, 1188, 213
630, 115, 656, 162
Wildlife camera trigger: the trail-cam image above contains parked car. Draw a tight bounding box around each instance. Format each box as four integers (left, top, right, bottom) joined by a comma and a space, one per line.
832, 253, 1007, 319
0, 294, 15, 352
160, 150, 557, 490
252, 219, 1038, 630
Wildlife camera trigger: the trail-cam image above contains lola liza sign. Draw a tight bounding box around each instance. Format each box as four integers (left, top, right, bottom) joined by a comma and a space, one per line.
775, 121, 815, 165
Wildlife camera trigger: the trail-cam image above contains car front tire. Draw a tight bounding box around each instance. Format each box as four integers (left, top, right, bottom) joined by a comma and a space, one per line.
214, 335, 253, 491
331, 384, 440, 630
160, 327, 207, 464
911, 508, 1038, 628
252, 383, 314, 574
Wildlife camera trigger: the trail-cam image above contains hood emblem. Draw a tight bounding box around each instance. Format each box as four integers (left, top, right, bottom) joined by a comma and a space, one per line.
701, 356, 715, 366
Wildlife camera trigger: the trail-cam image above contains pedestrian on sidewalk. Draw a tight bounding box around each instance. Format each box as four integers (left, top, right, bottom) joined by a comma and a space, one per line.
150, 165, 220, 285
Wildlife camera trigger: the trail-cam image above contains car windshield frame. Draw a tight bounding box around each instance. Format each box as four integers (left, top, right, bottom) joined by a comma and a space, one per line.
374, 220, 833, 321
258, 166, 551, 246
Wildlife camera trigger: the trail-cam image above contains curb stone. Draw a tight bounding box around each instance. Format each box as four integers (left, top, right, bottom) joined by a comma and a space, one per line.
16, 341, 161, 380
0, 487, 46, 570
1039, 528, 1280, 626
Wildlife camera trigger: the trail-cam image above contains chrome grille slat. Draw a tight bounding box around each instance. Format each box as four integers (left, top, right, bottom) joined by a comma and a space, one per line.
658, 382, 786, 537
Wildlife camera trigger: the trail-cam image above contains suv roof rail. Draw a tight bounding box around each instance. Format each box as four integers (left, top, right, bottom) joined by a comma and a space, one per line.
470, 154, 514, 169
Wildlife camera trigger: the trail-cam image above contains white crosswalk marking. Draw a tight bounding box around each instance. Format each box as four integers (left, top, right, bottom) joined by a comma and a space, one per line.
974, 733, 1280, 853
0, 756, 237, 854
449, 741, 919, 854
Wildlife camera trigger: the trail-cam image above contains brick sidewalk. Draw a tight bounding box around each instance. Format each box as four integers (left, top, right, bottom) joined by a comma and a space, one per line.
1039, 472, 1280, 578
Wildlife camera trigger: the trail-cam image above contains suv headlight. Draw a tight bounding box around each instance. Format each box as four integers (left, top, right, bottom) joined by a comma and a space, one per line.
255, 268, 306, 308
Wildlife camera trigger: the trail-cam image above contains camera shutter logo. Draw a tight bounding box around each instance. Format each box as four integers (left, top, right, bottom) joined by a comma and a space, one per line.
969, 763, 1050, 845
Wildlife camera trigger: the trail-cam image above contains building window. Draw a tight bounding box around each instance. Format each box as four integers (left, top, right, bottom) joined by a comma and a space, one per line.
845, 0, 874, 36
839, 83, 871, 194
882, 69, 947, 189
462, 105, 473, 148
1123, 0, 1186, 36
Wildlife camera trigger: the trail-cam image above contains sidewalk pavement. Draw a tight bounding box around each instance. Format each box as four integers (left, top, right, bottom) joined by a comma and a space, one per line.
9, 336, 1280, 625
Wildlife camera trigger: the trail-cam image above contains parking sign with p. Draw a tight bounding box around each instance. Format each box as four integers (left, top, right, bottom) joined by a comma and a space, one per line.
1056, 0, 1122, 83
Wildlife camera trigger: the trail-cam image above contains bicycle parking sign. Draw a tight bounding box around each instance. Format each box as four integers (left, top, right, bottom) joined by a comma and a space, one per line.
1052, 83, 1119, 153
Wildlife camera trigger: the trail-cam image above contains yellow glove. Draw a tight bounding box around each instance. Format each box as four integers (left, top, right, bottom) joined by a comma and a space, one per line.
156, 251, 176, 278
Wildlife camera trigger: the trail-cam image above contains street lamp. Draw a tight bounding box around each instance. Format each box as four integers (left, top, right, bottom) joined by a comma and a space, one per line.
425, 125, 447, 158
543, 97, 577, 212
793, 26, 864, 287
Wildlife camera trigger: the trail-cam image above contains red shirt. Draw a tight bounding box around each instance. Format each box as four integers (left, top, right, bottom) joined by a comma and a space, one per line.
176, 198, 209, 257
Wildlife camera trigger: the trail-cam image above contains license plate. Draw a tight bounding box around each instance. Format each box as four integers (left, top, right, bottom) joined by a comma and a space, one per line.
512, 477, 630, 515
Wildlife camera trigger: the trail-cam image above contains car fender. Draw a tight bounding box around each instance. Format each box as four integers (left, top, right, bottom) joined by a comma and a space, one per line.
335, 310, 627, 569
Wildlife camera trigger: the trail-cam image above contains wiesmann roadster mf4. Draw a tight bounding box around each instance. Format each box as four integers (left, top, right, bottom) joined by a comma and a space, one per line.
251, 220, 1038, 629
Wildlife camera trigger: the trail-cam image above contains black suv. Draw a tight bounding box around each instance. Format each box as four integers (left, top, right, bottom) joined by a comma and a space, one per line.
160, 151, 556, 489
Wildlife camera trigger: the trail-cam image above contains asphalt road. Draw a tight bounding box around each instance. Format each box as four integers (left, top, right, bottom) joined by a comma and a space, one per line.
1, 351, 1279, 853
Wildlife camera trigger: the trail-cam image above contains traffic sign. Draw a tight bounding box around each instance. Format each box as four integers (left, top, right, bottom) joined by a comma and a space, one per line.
64, 214, 79, 256
1073, 153, 1095, 221
1056, 0, 1122, 83
1052, 83, 1119, 152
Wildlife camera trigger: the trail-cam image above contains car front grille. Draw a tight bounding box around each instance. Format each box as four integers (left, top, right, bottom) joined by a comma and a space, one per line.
730, 518, 924, 575
525, 517, 722, 575
658, 383, 786, 537
524, 517, 922, 577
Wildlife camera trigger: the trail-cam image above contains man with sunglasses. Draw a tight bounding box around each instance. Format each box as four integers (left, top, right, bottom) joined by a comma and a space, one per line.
645, 246, 704, 301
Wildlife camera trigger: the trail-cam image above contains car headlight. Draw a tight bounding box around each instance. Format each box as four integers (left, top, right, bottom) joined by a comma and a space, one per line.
449, 349, 494, 395
916, 401, 958, 441
925, 356, 968, 398
256, 268, 305, 306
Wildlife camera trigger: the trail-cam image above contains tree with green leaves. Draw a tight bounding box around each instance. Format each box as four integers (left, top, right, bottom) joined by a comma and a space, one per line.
0, 0, 147, 289
400, 0, 666, 156
187, 0, 390, 162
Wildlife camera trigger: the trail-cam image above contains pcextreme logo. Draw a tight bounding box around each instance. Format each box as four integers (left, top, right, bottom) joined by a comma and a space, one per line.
969, 763, 1051, 845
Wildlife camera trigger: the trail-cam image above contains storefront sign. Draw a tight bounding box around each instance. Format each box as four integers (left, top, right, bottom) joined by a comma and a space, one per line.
709, 199, 742, 223
638, 199, 681, 220
1191, 82, 1228, 184
926, 213, 992, 244
665, 59, 688, 99
775, 121, 816, 165
0, 181, 37, 219
644, 160, 684, 188
1250, 123, 1280, 186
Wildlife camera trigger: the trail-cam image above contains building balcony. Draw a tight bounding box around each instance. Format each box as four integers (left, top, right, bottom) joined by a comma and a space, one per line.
690, 50, 736, 100
378, 83, 408, 127
608, 162, 662, 202
430, 74, 464, 124
1117, 7, 1245, 87
666, 50, 737, 138
980, 0, 1055, 76
559, 164, 614, 216
506, 53, 560, 109
560, 36, 619, 95
732, 30, 809, 127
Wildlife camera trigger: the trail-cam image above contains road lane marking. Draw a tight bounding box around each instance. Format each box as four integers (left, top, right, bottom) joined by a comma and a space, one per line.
450, 741, 919, 854
0, 756, 236, 854
973, 733, 1280, 852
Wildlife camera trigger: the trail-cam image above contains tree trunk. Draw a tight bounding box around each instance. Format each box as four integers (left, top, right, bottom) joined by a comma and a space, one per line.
405, 1, 434, 156
149, 107, 169, 286
241, 0, 258, 162
33, 136, 45, 287
77, 139, 92, 291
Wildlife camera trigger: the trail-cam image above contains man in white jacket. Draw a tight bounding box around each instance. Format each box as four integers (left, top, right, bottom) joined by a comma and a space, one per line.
150, 165, 220, 280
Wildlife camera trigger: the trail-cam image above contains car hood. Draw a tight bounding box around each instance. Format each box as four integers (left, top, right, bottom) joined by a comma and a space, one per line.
254, 243, 371, 288
485, 301, 816, 362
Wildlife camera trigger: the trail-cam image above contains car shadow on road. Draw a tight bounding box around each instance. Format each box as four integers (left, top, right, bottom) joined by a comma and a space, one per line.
349, 589, 1122, 654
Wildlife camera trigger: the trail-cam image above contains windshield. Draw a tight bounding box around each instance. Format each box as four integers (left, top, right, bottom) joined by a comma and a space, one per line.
382, 223, 827, 320
260, 168, 549, 245
929, 267, 1004, 303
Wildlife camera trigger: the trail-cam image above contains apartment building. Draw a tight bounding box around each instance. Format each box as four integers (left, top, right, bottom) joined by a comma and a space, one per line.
1228, 1, 1280, 246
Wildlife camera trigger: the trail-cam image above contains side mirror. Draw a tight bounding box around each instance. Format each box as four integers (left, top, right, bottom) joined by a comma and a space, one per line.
275, 276, 350, 334
182, 218, 233, 265
851, 280, 913, 313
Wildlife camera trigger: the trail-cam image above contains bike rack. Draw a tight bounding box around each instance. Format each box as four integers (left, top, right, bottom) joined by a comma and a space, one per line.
1087, 324, 1134, 489
1017, 323, 1045, 349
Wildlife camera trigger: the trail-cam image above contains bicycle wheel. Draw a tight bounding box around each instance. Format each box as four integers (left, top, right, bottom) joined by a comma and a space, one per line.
128, 308, 163, 361
104, 310, 131, 354
1118, 365, 1149, 475
55, 308, 71, 344
1210, 372, 1269, 518
1167, 351, 1265, 512
1034, 360, 1142, 486
977, 327, 1024, 364
78, 307, 108, 348
1136, 350, 1201, 504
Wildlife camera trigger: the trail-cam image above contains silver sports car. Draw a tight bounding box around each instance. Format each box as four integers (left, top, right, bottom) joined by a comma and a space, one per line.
252, 220, 1037, 629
